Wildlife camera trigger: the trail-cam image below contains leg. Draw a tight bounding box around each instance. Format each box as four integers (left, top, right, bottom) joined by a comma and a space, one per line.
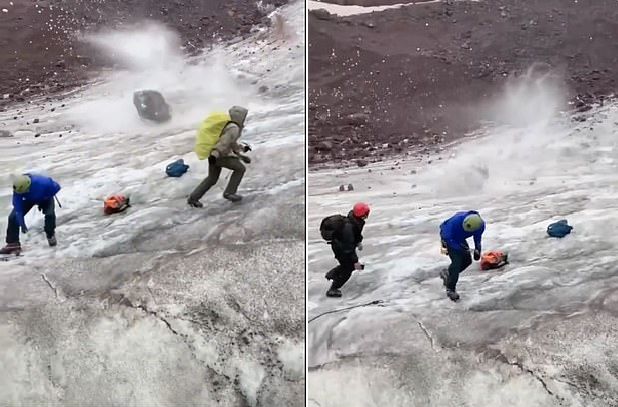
325, 264, 341, 281
460, 250, 472, 272
41, 199, 56, 239
217, 157, 246, 196
446, 249, 464, 291
330, 258, 355, 290
5, 210, 20, 245
5, 202, 34, 245
189, 161, 222, 202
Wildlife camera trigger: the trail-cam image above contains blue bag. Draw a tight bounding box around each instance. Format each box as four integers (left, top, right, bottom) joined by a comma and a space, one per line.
547, 219, 573, 238
166, 159, 190, 177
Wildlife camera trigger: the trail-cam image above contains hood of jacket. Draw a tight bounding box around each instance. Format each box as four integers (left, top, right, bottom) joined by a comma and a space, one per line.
229, 106, 248, 127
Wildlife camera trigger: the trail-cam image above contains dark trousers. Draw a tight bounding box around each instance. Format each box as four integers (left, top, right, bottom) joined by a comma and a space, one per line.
445, 242, 472, 291
6, 199, 55, 244
327, 245, 356, 290
189, 156, 246, 201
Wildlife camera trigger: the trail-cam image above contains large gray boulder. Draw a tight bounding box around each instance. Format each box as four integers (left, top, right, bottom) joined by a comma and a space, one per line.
133, 90, 171, 123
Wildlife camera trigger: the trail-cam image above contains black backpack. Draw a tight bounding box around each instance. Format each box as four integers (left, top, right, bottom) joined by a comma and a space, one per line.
320, 214, 347, 242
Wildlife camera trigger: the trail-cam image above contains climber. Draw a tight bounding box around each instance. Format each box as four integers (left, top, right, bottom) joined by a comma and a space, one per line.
188, 106, 252, 208
0, 174, 61, 255
439, 210, 485, 302
320, 202, 370, 298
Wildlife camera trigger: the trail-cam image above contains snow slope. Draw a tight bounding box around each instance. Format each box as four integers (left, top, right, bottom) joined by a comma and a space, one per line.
308, 74, 618, 406
0, 1, 304, 406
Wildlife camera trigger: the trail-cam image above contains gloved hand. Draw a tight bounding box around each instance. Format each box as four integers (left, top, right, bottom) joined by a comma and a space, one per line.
21, 225, 28, 234
240, 155, 251, 164
208, 155, 217, 165
242, 143, 252, 153
473, 249, 481, 261
354, 262, 364, 271
357, 242, 363, 251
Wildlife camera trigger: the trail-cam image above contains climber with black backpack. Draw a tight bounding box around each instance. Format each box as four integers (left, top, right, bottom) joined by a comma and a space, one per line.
319, 202, 370, 298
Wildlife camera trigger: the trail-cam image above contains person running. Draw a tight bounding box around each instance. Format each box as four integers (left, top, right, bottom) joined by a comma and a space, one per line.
188, 106, 252, 207
322, 202, 370, 298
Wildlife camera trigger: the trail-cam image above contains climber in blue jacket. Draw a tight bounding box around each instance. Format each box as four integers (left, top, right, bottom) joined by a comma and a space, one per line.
439, 210, 485, 302
0, 174, 61, 255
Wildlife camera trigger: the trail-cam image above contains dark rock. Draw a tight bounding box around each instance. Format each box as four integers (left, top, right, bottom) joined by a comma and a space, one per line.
317, 141, 333, 151
133, 90, 171, 123
311, 9, 333, 21
347, 183, 354, 191
346, 113, 369, 125
356, 159, 368, 167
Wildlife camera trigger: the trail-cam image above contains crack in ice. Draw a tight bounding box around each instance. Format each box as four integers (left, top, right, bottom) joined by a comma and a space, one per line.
493, 349, 564, 402
41, 274, 59, 299
417, 321, 440, 353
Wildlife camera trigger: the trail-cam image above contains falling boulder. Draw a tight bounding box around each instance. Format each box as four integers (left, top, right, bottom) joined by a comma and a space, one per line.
133, 90, 171, 123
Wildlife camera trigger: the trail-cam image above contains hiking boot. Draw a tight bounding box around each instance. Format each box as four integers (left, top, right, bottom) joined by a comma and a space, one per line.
446, 289, 460, 302
325, 270, 334, 281
0, 243, 21, 255
439, 269, 449, 287
326, 288, 342, 298
47, 235, 57, 247
223, 193, 243, 203
187, 199, 203, 208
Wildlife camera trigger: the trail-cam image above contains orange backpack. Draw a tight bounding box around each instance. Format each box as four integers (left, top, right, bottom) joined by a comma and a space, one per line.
480, 251, 509, 271
104, 195, 130, 215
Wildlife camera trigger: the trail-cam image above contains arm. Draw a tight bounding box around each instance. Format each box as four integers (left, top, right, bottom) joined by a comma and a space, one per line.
49, 178, 61, 196
473, 223, 485, 252
338, 223, 359, 263
12, 194, 27, 231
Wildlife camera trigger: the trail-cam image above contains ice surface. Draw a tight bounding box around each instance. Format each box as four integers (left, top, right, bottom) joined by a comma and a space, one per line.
0, 1, 304, 405
308, 74, 618, 405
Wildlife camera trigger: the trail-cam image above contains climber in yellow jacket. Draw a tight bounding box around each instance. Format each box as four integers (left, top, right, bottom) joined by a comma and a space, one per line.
188, 106, 252, 208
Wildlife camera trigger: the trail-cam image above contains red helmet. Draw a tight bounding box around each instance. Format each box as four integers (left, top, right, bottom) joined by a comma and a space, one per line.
353, 202, 370, 218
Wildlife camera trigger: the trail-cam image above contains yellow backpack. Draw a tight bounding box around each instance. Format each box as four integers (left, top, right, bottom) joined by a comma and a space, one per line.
194, 112, 232, 160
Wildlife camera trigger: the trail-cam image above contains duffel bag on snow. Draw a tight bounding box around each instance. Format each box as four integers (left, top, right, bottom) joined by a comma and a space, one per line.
547, 219, 573, 238
166, 159, 190, 177
480, 250, 509, 271
104, 194, 131, 215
